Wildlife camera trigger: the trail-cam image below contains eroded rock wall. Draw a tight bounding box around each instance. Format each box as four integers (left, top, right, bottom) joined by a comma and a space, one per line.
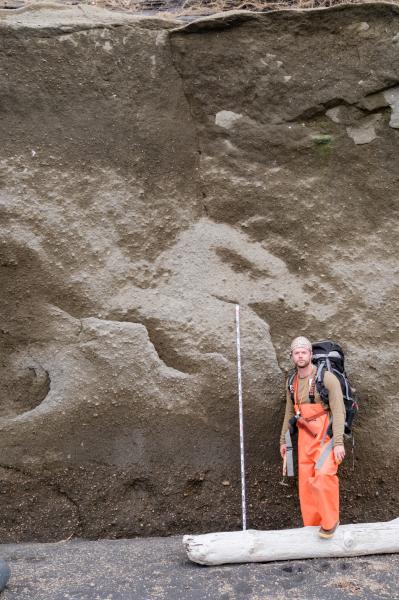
0, 3, 398, 541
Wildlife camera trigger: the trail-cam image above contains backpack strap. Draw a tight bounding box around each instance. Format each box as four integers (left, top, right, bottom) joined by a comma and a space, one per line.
288, 371, 317, 405
308, 377, 316, 403
315, 363, 330, 405
287, 371, 296, 404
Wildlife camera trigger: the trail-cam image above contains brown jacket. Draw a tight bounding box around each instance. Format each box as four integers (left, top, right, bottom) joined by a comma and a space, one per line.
280, 366, 346, 447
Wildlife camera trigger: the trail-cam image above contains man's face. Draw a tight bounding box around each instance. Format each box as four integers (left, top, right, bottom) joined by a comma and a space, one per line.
292, 347, 312, 368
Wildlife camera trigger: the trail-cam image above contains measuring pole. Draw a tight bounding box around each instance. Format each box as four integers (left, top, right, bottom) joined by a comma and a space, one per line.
235, 304, 247, 531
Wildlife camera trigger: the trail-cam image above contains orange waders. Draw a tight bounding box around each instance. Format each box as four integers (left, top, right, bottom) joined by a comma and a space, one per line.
297, 403, 339, 530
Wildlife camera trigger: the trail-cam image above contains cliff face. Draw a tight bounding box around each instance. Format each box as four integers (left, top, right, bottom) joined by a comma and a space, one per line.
0, 2, 398, 541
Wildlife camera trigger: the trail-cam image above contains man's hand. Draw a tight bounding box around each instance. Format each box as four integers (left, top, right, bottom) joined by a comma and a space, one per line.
280, 444, 287, 459
334, 445, 345, 464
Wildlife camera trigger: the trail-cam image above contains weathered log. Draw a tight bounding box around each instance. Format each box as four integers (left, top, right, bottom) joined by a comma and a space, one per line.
183, 518, 399, 565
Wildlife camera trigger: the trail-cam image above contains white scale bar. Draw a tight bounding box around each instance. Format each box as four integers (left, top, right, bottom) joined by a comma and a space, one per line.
235, 304, 247, 531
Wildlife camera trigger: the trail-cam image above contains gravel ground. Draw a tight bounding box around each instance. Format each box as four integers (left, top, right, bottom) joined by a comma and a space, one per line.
0, 535, 398, 599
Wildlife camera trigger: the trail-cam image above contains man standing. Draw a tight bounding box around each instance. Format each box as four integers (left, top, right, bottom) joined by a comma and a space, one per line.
280, 336, 346, 538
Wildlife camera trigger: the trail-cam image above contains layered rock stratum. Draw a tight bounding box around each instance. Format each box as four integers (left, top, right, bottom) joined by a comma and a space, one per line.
0, 2, 398, 541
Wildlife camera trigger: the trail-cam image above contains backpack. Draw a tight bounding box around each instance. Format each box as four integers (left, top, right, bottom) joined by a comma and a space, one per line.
288, 340, 358, 437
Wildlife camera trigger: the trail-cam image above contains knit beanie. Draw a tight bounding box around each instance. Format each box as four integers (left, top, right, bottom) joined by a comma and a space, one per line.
290, 336, 312, 353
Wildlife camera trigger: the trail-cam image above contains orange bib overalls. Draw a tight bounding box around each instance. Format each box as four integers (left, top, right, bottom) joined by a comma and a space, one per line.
294, 375, 339, 531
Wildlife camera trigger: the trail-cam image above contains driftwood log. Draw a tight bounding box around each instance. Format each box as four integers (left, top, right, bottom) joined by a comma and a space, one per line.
183, 518, 399, 565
